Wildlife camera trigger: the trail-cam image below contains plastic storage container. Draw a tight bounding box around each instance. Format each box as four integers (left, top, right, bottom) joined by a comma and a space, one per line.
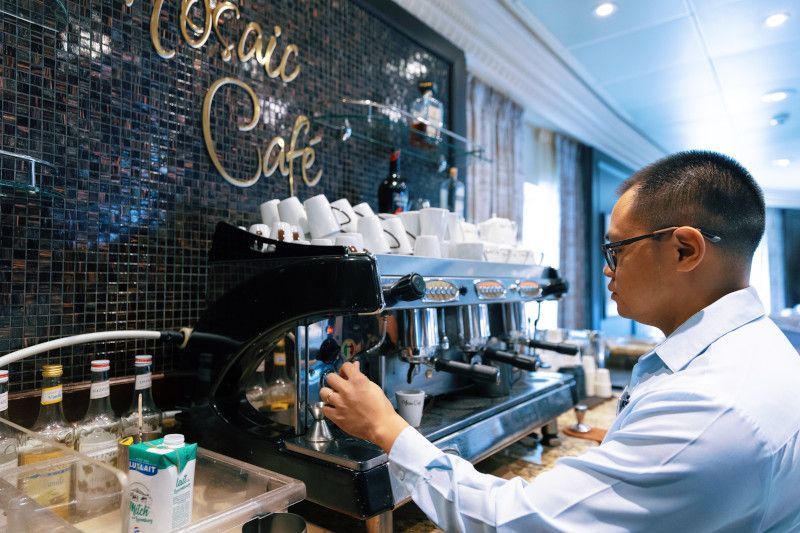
0, 418, 305, 532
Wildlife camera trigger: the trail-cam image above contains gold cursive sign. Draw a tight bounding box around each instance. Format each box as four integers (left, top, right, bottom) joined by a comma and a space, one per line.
124, 0, 323, 191
202, 77, 322, 190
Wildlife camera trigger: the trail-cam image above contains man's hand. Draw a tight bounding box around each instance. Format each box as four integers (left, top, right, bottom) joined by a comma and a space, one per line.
320, 361, 409, 453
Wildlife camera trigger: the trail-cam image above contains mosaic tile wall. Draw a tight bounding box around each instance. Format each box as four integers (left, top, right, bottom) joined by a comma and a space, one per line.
0, 0, 454, 392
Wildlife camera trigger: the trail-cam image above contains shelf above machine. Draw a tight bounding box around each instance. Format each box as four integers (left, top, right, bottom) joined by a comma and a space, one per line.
313, 98, 490, 168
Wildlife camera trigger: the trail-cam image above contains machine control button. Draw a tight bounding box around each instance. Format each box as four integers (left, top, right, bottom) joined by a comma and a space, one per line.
519, 280, 542, 299
474, 280, 506, 300
422, 279, 460, 303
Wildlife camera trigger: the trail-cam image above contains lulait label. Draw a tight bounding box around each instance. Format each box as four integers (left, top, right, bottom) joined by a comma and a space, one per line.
41, 386, 62, 405
0, 391, 7, 412
135, 373, 152, 390
90, 380, 110, 399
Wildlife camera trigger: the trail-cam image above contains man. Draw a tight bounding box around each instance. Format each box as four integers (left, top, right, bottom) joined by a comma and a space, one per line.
321, 151, 800, 532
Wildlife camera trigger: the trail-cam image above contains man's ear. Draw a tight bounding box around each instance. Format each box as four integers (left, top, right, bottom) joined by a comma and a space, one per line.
672, 227, 706, 272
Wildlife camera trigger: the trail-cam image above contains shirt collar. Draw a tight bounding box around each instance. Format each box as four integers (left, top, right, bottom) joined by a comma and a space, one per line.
653, 286, 765, 373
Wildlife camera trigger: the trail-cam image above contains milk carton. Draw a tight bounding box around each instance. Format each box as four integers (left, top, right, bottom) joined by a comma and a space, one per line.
128, 434, 196, 532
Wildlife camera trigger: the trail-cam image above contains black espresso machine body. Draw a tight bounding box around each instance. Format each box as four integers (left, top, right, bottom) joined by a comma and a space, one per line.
181, 222, 577, 519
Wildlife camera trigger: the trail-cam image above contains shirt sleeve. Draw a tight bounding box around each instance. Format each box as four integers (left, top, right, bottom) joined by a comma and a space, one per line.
388, 388, 769, 533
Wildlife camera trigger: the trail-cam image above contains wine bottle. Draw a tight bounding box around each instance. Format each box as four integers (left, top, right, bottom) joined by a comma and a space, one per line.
378, 149, 409, 214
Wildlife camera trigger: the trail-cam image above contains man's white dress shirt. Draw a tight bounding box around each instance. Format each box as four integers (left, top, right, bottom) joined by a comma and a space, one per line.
388, 287, 800, 532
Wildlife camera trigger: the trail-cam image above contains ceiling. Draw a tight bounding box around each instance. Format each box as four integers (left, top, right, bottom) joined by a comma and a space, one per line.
516, 0, 800, 195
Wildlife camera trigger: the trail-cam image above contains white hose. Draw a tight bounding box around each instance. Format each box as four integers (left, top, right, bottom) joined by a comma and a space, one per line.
0, 330, 163, 368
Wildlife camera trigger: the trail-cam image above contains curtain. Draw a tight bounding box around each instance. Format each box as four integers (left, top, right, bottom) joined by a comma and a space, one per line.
766, 208, 786, 313
466, 75, 524, 225
556, 134, 590, 330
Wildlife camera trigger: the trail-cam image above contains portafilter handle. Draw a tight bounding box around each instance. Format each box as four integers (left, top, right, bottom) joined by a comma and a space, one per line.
482, 346, 539, 372
433, 359, 499, 383
526, 338, 579, 355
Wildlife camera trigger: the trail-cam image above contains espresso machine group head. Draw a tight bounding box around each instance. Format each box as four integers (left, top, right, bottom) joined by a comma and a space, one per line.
181, 222, 577, 521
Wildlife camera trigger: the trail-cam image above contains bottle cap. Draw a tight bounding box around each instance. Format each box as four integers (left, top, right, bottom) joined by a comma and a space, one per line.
135, 354, 153, 367
0, 369, 7, 383
163, 433, 185, 449
91, 359, 111, 372
42, 364, 63, 378
448, 166, 458, 178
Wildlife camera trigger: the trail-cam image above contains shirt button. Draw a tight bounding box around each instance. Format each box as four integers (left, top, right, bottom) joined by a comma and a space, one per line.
398, 470, 405, 480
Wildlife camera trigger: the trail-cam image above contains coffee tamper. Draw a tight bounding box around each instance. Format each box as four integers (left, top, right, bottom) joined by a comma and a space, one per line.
307, 402, 333, 442
570, 404, 592, 433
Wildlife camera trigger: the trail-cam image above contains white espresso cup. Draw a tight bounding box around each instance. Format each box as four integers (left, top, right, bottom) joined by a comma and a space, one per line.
259, 199, 281, 227
358, 215, 390, 254
454, 241, 485, 261
399, 211, 420, 237
352, 202, 375, 218
331, 198, 359, 233
413, 235, 442, 258
248, 224, 270, 239
446, 213, 465, 243
419, 207, 448, 240
381, 216, 413, 255
595, 368, 613, 398
395, 389, 425, 428
270, 221, 293, 242
304, 194, 341, 239
278, 196, 309, 235
311, 238, 334, 246
334, 233, 364, 252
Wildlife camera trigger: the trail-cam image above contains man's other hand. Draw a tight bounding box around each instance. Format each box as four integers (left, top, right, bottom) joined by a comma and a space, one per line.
319, 361, 409, 452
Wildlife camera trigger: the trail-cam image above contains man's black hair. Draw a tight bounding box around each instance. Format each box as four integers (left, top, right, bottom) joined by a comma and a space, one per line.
618, 150, 765, 259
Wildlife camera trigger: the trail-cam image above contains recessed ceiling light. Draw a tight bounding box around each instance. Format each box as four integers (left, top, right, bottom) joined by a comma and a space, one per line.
770, 113, 790, 126
761, 89, 794, 103
772, 158, 791, 167
594, 3, 617, 17
764, 12, 790, 28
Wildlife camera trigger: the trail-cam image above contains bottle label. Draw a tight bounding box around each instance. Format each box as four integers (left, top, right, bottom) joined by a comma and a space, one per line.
76, 437, 120, 513
18, 449, 71, 518
391, 191, 408, 214
135, 373, 152, 390
274, 353, 286, 366
90, 380, 110, 399
0, 391, 7, 412
41, 385, 62, 405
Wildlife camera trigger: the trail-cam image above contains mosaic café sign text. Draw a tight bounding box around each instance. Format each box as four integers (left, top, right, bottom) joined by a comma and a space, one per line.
126, 0, 322, 192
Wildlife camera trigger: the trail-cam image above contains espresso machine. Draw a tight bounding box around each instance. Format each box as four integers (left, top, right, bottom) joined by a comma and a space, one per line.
180, 223, 577, 529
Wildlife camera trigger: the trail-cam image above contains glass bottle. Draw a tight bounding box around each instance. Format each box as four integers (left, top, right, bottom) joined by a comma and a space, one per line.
410, 80, 444, 147
378, 148, 409, 214
262, 339, 296, 426
121, 355, 163, 438
0, 369, 18, 473
18, 364, 74, 518
75, 359, 123, 515
439, 166, 466, 218
245, 354, 268, 411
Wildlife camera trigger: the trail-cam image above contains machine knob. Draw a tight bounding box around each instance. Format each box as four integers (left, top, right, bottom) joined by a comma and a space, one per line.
383, 273, 426, 306
541, 279, 569, 300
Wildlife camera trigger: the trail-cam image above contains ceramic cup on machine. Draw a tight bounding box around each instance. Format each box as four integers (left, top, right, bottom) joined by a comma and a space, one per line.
446, 213, 465, 243
358, 215, 391, 254
259, 199, 281, 227
303, 194, 341, 240
330, 198, 359, 233
594, 368, 613, 398
334, 232, 364, 252
248, 224, 270, 251
270, 221, 293, 242
278, 196, 310, 236
419, 207, 448, 241
399, 211, 420, 245
381, 216, 413, 255
454, 241, 485, 261
352, 202, 375, 219
310, 238, 334, 246
413, 235, 442, 258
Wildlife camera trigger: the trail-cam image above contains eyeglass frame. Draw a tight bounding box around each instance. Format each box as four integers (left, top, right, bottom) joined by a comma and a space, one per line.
601, 226, 722, 272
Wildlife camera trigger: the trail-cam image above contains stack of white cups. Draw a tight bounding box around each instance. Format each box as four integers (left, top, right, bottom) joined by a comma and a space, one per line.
594, 368, 613, 398
582, 355, 596, 397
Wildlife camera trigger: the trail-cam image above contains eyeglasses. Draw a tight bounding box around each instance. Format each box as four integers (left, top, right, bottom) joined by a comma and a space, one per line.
601, 226, 722, 272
